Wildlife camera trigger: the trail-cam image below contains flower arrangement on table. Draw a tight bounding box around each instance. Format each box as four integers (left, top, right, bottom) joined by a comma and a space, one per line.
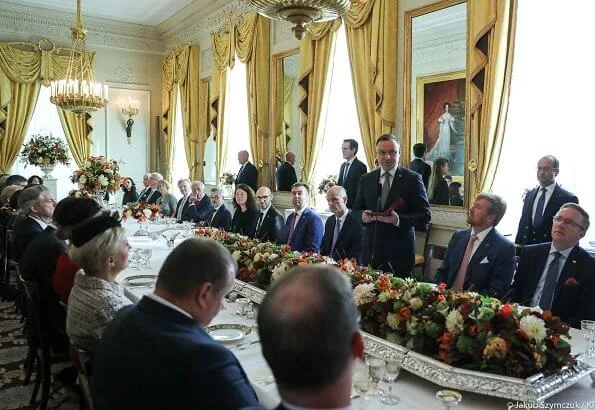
219, 172, 235, 186
20, 134, 70, 168
318, 175, 338, 195
121, 201, 160, 222
71, 155, 122, 196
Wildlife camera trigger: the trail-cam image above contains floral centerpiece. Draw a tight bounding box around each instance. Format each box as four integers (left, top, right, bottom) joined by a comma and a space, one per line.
20, 134, 70, 177
318, 175, 337, 195
220, 172, 235, 186
122, 201, 160, 222
71, 155, 122, 198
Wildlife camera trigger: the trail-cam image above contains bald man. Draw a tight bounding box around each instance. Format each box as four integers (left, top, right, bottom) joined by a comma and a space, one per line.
276, 152, 298, 191
254, 186, 285, 243
235, 150, 258, 191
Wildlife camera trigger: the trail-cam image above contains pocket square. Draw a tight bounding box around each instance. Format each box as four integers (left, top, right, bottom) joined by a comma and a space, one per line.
479, 256, 490, 264
564, 277, 578, 287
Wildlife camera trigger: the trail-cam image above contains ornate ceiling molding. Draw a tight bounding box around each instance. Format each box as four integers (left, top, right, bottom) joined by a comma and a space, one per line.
413, 34, 466, 65
429, 207, 468, 228
0, 2, 162, 54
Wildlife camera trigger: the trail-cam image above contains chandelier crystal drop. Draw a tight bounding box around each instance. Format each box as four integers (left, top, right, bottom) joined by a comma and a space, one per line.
50, 0, 108, 115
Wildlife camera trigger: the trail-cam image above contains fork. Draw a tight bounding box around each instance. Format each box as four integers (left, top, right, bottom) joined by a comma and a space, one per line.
235, 339, 260, 350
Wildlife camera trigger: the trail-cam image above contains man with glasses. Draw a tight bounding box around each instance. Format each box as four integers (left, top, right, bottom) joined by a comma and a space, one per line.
206, 187, 232, 231
510, 203, 595, 328
254, 186, 284, 243
515, 155, 578, 247
353, 134, 430, 276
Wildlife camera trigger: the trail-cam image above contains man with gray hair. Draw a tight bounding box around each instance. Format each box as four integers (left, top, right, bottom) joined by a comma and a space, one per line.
235, 150, 258, 191
258, 264, 365, 409
139, 172, 163, 204
13, 185, 56, 260
206, 187, 232, 230
321, 185, 363, 261
185, 180, 213, 224
175, 178, 192, 222
138, 173, 151, 199
510, 203, 595, 328
92, 238, 258, 409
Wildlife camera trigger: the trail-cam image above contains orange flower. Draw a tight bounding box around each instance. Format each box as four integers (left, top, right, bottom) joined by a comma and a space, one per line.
437, 294, 446, 302
378, 275, 391, 292
550, 335, 560, 346
542, 311, 552, 321
500, 304, 514, 316
398, 307, 411, 321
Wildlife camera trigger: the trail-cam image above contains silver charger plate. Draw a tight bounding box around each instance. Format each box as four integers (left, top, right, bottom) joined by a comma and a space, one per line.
122, 275, 158, 287
206, 324, 253, 343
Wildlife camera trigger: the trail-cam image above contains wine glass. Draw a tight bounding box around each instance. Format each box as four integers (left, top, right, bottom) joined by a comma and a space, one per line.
581, 320, 595, 358
129, 248, 141, 270
436, 390, 462, 409
366, 357, 386, 397
236, 298, 250, 316
352, 360, 371, 410
139, 248, 153, 269
380, 360, 401, 405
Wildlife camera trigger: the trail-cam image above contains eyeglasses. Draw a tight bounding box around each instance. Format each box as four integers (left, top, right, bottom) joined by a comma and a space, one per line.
537, 167, 558, 173
256, 196, 269, 200
553, 216, 585, 231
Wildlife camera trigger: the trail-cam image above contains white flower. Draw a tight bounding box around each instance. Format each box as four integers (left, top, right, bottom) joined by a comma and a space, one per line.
353, 283, 375, 306
79, 175, 87, 184
386, 313, 399, 330
445, 309, 464, 335
253, 253, 262, 262
105, 169, 114, 174
97, 174, 109, 187
409, 297, 423, 311
232, 250, 242, 260
406, 316, 419, 335
142, 209, 152, 218
271, 262, 287, 281
36, 157, 43, 164
378, 291, 391, 303
520, 315, 547, 343
84, 161, 91, 167
74, 191, 82, 198
268, 253, 278, 261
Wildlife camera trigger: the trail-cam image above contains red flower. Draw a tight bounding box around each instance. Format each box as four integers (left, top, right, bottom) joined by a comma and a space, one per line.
437, 294, 446, 302
437, 283, 447, 292
499, 304, 514, 316
564, 277, 578, 287
398, 307, 411, 321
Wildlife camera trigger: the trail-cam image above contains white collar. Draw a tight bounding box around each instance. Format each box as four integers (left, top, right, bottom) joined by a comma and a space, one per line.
471, 226, 493, 242
550, 242, 574, 258
261, 205, 272, 215
145, 293, 193, 320
294, 207, 307, 217
380, 164, 399, 177
539, 183, 555, 193
335, 209, 349, 224
29, 215, 48, 230
213, 204, 224, 211
282, 401, 353, 410
345, 157, 356, 165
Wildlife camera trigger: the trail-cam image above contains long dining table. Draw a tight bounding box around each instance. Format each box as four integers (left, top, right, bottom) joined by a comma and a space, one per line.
118, 220, 595, 410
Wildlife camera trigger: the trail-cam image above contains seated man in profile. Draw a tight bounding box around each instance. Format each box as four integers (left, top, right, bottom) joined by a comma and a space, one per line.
434, 193, 515, 298
92, 238, 258, 410
279, 183, 323, 253
258, 264, 365, 410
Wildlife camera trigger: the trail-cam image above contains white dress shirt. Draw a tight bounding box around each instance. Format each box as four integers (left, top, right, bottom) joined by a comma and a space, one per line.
379, 164, 399, 187
530, 244, 573, 307
531, 183, 555, 221
29, 216, 48, 230
468, 226, 493, 260
145, 293, 193, 320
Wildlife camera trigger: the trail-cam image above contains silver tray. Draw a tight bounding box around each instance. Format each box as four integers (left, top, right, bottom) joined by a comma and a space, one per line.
232, 279, 594, 402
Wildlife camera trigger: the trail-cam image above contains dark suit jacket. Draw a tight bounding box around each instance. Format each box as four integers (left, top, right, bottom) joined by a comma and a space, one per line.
255, 206, 285, 244
235, 161, 258, 192
184, 196, 214, 223
207, 206, 232, 231
321, 211, 363, 261
409, 158, 431, 190
276, 162, 297, 191
515, 184, 578, 246
139, 188, 162, 205
175, 196, 190, 222
509, 243, 595, 328
430, 179, 449, 206
13, 216, 45, 261
433, 228, 516, 298
353, 167, 431, 276
279, 208, 324, 253
337, 157, 367, 208
92, 296, 259, 410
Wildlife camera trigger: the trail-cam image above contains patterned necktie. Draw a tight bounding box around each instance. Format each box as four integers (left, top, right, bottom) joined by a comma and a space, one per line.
539, 252, 562, 310
331, 217, 342, 256
381, 172, 391, 208
287, 212, 298, 246
533, 187, 548, 227
452, 233, 478, 291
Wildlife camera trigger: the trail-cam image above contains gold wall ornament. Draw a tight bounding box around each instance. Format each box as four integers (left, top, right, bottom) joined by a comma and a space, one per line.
121, 98, 140, 145
243, 0, 351, 39
50, 0, 108, 116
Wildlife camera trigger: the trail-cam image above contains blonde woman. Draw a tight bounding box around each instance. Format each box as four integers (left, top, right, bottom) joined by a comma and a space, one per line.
157, 180, 177, 217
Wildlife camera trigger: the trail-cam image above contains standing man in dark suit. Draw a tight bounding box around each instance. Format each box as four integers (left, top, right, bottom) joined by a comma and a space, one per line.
184, 181, 213, 224
434, 193, 515, 298
321, 186, 363, 261
279, 183, 324, 253
515, 155, 578, 247
174, 179, 191, 222
235, 150, 258, 192
510, 203, 595, 328
337, 139, 367, 208
92, 238, 259, 409
353, 134, 431, 276
139, 172, 163, 205
258, 265, 365, 410
276, 152, 298, 191
409, 143, 431, 190
207, 187, 232, 230
255, 186, 285, 243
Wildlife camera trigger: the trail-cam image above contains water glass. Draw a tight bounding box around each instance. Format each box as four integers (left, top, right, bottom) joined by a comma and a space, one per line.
366, 357, 386, 397
139, 248, 153, 269
380, 360, 401, 405
129, 248, 141, 270
352, 360, 371, 410
581, 320, 595, 358
236, 298, 250, 316
436, 390, 462, 409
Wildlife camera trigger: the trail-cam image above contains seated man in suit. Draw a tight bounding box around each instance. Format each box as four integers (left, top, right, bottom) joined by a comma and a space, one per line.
138, 172, 163, 205
434, 193, 515, 298
321, 186, 363, 261
137, 173, 151, 199
279, 183, 323, 253
13, 185, 56, 261
92, 238, 259, 409
235, 150, 258, 192
515, 155, 578, 247
174, 179, 191, 222
207, 187, 232, 230
276, 152, 298, 191
409, 143, 431, 190
510, 203, 595, 328
254, 186, 284, 243
353, 134, 431, 276
258, 264, 365, 410
184, 180, 213, 224
338, 139, 367, 208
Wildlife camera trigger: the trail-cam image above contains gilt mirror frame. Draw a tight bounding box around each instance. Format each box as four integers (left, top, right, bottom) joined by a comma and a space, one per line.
403, 0, 469, 227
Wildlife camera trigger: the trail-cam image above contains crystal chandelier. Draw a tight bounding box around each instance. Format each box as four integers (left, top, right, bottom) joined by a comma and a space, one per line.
50, 0, 108, 115
244, 0, 352, 40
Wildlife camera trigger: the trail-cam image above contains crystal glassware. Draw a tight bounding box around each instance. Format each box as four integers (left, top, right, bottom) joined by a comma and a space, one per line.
366, 357, 386, 397
236, 298, 250, 316
581, 320, 595, 358
129, 248, 141, 270
380, 360, 401, 405
436, 390, 462, 409
139, 248, 152, 268
352, 359, 371, 410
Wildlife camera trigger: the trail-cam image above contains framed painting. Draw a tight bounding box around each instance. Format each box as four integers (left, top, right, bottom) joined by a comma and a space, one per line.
416, 70, 466, 178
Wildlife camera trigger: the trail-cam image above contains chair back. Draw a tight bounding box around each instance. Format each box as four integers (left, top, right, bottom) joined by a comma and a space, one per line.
19, 272, 42, 345
422, 244, 448, 282
73, 344, 94, 410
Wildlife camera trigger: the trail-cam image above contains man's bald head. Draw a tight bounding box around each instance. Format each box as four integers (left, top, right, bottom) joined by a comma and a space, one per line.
256, 186, 273, 210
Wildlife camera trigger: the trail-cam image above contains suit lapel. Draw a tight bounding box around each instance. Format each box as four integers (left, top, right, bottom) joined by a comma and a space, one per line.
385, 167, 405, 209
335, 213, 351, 249
542, 184, 560, 217
338, 162, 345, 185
553, 245, 580, 300
525, 188, 538, 220
468, 229, 495, 267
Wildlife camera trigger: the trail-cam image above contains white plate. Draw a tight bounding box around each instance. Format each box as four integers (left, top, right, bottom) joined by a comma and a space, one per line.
206, 324, 252, 343
122, 275, 158, 287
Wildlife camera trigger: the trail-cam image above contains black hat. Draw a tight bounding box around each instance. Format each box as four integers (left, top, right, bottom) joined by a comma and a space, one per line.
71, 211, 122, 247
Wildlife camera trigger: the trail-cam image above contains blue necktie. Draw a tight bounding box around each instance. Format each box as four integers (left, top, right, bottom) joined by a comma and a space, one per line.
539, 252, 562, 310
331, 217, 341, 256
533, 187, 547, 227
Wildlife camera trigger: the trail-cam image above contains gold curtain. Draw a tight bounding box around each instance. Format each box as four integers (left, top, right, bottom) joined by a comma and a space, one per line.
196, 78, 211, 181
272, 59, 286, 157
344, 0, 397, 169
467, 0, 517, 197
299, 19, 341, 189
211, 29, 232, 181
283, 78, 295, 151
57, 110, 93, 167
179, 45, 202, 181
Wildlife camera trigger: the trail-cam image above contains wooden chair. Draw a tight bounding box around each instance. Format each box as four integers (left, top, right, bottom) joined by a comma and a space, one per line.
73, 344, 94, 410
422, 244, 448, 282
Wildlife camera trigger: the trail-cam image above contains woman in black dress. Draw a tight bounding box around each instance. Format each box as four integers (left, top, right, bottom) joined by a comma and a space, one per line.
121, 177, 139, 206
429, 158, 450, 206
230, 183, 259, 238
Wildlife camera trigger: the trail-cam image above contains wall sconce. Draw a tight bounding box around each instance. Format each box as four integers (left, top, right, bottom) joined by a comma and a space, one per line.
121, 98, 140, 144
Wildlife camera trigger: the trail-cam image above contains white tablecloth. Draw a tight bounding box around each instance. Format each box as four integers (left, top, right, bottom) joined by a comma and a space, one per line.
118, 220, 595, 409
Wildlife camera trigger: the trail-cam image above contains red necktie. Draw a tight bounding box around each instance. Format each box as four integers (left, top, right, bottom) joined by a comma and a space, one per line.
287, 212, 298, 246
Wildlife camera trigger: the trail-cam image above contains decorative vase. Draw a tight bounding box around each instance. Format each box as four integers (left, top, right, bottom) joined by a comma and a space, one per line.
40, 165, 55, 179
134, 219, 150, 236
